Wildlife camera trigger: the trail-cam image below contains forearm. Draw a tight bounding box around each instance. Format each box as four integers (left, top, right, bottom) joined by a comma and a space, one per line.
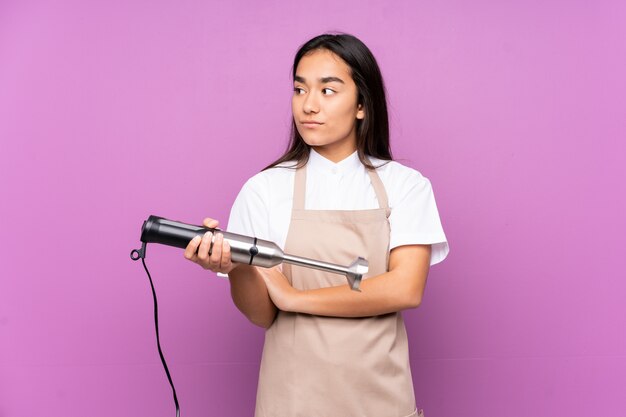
228, 264, 277, 328
274, 245, 431, 318
290, 269, 426, 317
260, 245, 431, 319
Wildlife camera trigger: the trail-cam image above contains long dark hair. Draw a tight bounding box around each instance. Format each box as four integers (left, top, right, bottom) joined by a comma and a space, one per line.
264, 33, 392, 171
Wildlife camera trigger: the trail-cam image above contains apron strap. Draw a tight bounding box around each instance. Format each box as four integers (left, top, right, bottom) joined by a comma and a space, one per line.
366, 162, 390, 211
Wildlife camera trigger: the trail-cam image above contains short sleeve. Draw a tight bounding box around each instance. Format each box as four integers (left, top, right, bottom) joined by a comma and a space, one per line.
216, 175, 270, 278
226, 176, 270, 240
388, 172, 449, 266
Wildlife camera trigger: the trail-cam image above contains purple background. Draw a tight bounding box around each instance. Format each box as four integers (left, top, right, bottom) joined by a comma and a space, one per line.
1, 1, 625, 416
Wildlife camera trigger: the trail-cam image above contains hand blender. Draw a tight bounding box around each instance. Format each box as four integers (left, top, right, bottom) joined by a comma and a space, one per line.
131, 215, 368, 291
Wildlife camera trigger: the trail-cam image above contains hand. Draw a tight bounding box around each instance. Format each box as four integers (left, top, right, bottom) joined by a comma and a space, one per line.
260, 267, 300, 312
184, 217, 237, 274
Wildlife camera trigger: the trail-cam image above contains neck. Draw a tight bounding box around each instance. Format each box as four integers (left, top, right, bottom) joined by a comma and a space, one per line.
312, 138, 357, 163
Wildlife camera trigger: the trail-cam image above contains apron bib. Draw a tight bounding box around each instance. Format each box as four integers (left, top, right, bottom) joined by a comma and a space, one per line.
255, 162, 420, 417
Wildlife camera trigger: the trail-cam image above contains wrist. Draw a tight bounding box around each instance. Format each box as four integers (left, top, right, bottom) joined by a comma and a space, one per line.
226, 263, 249, 280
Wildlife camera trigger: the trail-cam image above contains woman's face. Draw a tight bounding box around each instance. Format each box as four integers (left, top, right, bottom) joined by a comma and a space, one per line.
292, 49, 365, 161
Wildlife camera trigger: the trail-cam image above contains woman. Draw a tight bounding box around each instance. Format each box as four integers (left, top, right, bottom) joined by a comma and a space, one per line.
184, 33, 448, 417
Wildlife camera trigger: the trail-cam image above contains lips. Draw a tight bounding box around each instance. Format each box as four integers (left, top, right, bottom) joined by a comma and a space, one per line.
300, 120, 323, 128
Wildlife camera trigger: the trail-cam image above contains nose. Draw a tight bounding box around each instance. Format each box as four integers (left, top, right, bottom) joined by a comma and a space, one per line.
303, 91, 319, 114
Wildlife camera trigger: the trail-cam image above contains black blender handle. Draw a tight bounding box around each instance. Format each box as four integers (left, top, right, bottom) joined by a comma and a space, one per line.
140, 215, 218, 249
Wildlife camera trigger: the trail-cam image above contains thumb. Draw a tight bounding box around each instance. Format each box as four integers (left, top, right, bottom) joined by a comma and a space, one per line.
203, 218, 220, 228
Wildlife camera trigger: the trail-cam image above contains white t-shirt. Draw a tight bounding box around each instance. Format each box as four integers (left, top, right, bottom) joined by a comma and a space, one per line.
224, 149, 449, 269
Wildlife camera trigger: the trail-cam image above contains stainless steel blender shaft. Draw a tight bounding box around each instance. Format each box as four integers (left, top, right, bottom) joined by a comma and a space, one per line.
227, 234, 367, 291
282, 254, 368, 291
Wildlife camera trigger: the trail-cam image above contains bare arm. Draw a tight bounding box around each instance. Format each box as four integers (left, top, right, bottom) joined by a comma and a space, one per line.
261, 244, 431, 317
184, 218, 277, 328
228, 264, 277, 328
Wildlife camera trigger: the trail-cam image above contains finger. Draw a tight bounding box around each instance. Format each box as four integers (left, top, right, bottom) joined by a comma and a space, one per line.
184, 236, 202, 260
197, 231, 213, 263
209, 233, 223, 268
221, 237, 233, 271
203, 218, 220, 229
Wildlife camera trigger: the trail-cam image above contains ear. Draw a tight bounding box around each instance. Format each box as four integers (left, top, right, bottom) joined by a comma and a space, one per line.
356, 104, 365, 120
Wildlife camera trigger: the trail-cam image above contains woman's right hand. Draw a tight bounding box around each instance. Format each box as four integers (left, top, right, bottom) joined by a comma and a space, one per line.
184, 217, 238, 274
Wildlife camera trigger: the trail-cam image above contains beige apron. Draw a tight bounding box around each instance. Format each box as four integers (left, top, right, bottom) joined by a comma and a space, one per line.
255, 162, 422, 417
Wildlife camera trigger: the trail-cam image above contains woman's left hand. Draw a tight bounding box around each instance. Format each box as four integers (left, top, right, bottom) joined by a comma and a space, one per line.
260, 267, 300, 312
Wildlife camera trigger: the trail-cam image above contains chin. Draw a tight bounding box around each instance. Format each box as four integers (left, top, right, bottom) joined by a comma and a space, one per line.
301, 136, 328, 147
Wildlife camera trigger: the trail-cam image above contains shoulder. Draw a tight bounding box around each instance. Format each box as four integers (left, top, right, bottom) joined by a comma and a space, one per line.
368, 157, 433, 204
228, 161, 297, 233
237, 161, 297, 199
371, 158, 428, 180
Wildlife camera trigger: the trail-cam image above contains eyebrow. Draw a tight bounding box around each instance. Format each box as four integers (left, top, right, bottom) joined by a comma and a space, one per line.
294, 75, 345, 84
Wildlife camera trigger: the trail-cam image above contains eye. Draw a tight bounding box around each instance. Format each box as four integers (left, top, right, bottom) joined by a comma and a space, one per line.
322, 88, 335, 95
293, 87, 306, 95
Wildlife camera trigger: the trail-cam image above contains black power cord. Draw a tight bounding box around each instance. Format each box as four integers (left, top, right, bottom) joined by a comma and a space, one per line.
132, 244, 180, 417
